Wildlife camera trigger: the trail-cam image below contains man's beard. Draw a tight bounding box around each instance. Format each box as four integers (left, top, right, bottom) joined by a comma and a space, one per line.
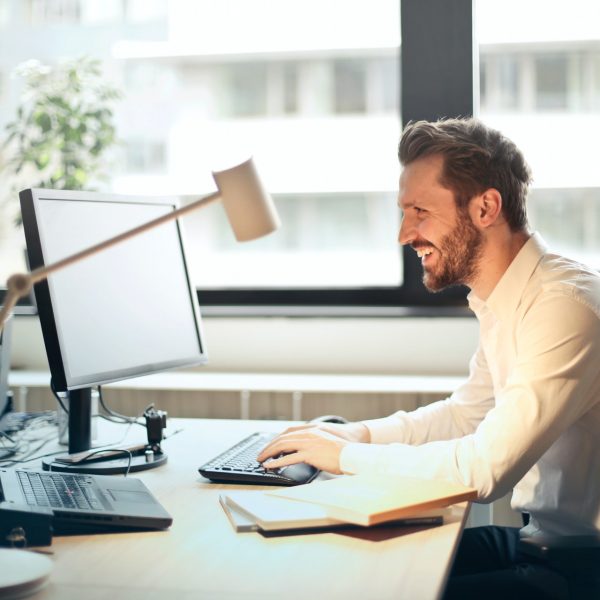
421, 213, 484, 292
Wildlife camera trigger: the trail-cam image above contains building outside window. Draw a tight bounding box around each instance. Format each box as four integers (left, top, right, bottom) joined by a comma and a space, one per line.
333, 59, 368, 114
281, 62, 299, 115
534, 54, 569, 110
477, 0, 600, 268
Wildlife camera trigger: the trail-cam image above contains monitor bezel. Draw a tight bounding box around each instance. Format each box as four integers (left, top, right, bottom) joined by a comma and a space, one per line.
20, 187, 208, 392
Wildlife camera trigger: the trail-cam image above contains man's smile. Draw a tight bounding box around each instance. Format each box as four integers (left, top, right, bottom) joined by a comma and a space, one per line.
415, 247, 434, 258
412, 243, 437, 266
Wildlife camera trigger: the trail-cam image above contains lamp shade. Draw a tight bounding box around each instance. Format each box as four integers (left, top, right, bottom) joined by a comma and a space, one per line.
212, 158, 281, 242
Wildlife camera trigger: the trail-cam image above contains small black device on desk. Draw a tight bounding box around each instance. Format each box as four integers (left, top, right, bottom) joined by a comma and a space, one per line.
0, 503, 53, 547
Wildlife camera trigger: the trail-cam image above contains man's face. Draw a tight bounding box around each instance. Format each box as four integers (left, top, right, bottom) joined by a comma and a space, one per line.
398, 155, 483, 292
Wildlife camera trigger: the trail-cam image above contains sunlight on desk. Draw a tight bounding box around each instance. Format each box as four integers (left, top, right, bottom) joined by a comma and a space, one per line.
24, 417, 469, 600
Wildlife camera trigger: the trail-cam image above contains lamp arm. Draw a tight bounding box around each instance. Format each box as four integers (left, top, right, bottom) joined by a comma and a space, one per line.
0, 190, 221, 332
0, 274, 31, 331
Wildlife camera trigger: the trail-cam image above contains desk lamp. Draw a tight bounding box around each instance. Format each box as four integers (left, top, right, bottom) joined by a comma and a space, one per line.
0, 157, 280, 334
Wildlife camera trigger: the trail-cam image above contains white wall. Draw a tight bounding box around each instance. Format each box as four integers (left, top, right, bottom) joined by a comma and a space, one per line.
11, 314, 478, 375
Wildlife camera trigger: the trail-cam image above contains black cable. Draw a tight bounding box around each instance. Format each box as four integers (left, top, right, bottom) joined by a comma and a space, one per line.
50, 378, 69, 414
97, 386, 145, 427
0, 430, 17, 446
51, 378, 145, 431
1, 389, 162, 470
0, 413, 56, 464
162, 428, 184, 440
0, 428, 19, 460
0, 439, 61, 467
49, 448, 133, 477
0, 448, 17, 460
2, 429, 140, 469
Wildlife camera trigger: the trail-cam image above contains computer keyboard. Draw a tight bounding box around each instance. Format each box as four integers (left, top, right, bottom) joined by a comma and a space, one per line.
199, 432, 319, 486
17, 470, 105, 510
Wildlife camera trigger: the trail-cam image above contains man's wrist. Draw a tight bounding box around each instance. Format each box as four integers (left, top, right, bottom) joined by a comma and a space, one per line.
350, 422, 370, 443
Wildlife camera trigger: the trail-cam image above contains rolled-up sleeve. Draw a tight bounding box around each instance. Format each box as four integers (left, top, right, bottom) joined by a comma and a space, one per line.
340, 294, 600, 503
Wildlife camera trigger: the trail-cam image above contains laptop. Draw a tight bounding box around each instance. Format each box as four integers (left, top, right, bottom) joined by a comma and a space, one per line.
0, 469, 172, 533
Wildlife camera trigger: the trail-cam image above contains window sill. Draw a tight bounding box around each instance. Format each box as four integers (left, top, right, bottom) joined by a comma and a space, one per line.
200, 304, 474, 318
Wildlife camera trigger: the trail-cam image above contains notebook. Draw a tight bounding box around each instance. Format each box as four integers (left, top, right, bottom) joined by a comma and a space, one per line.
221, 490, 344, 532
270, 473, 477, 526
220, 490, 447, 533
0, 468, 172, 532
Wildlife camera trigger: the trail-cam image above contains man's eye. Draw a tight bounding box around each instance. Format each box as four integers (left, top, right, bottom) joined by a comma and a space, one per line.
415, 207, 426, 214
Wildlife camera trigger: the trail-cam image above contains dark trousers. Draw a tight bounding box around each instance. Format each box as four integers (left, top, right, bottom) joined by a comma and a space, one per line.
442, 526, 588, 600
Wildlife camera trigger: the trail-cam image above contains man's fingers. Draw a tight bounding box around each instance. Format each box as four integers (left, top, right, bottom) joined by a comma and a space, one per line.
263, 451, 306, 470
258, 429, 346, 475
259, 424, 343, 460
257, 436, 307, 462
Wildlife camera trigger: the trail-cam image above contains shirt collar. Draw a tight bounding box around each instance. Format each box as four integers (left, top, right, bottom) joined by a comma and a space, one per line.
468, 232, 547, 321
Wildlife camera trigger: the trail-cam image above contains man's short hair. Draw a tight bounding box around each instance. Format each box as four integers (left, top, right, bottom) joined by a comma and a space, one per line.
398, 118, 532, 232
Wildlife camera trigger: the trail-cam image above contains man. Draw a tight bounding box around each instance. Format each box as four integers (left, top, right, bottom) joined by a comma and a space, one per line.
258, 118, 600, 598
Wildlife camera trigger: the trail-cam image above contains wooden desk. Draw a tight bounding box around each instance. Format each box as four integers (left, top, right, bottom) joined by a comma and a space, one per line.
29, 418, 468, 600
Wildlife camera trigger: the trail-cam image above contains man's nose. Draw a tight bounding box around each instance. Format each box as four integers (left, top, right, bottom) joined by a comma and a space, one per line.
398, 214, 415, 246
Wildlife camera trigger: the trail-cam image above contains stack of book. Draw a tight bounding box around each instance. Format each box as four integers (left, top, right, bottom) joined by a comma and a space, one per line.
220, 474, 477, 533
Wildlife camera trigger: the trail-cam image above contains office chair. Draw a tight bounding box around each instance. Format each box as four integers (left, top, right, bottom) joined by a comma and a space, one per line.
518, 530, 600, 599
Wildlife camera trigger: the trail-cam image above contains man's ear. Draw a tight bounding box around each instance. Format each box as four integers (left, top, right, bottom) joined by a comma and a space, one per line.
470, 188, 502, 228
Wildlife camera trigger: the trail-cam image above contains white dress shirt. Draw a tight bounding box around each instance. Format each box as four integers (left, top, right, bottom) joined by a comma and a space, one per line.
340, 233, 600, 536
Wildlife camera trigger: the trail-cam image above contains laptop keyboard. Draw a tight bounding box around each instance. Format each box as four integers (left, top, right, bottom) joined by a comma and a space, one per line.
17, 470, 105, 510
199, 432, 319, 486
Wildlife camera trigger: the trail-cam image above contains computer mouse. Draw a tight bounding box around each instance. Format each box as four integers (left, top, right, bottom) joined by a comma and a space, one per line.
308, 414, 349, 425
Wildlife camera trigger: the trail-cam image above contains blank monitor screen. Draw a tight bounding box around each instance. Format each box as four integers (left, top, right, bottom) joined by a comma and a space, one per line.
21, 189, 207, 391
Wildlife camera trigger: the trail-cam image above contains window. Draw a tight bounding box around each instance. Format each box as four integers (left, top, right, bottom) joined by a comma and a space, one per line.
0, 0, 9, 28
124, 0, 167, 23
528, 188, 600, 266
1, 1, 480, 312
27, 0, 81, 24
333, 59, 368, 114
593, 54, 600, 110
535, 54, 568, 110
477, 0, 600, 269
184, 192, 399, 289
224, 63, 268, 118
281, 62, 299, 115
124, 140, 166, 174
380, 57, 400, 113
1, 0, 407, 306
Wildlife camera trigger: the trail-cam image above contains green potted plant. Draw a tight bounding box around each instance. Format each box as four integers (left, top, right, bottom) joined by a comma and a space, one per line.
1, 56, 122, 230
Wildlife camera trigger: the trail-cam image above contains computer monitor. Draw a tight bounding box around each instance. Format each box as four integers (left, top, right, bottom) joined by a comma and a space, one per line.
20, 188, 207, 472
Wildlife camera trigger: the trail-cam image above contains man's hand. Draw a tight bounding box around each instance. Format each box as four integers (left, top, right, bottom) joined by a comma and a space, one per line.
256, 422, 370, 474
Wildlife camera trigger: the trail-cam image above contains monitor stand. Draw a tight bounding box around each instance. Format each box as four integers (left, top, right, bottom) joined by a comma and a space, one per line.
42, 388, 167, 475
